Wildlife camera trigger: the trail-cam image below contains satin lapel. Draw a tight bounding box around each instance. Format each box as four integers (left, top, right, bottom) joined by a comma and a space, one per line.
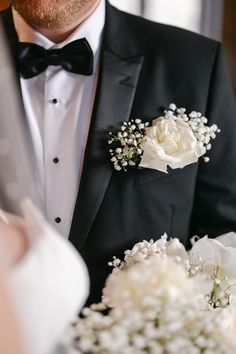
69, 3, 144, 250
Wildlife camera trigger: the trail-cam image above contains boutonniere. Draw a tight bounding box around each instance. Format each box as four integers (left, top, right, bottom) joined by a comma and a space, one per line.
108, 104, 220, 172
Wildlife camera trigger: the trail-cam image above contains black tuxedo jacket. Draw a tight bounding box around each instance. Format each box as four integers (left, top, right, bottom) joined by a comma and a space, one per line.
2, 1, 236, 304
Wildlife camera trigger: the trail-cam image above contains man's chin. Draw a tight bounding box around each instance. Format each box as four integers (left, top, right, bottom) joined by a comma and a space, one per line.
10, 0, 74, 29
10, 0, 98, 30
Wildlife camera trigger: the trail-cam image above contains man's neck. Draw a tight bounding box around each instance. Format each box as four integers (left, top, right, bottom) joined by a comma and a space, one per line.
35, 24, 85, 44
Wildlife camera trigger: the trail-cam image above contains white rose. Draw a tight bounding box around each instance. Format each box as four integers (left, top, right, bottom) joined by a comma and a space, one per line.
139, 116, 206, 173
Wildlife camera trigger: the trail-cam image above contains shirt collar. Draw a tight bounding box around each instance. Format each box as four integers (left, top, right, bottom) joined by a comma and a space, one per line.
13, 0, 105, 60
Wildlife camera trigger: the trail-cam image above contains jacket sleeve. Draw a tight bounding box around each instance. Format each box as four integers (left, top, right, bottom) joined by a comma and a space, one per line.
190, 43, 236, 238
8, 200, 89, 354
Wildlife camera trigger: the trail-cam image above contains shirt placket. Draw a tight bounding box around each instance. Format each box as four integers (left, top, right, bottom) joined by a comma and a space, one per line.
44, 68, 66, 235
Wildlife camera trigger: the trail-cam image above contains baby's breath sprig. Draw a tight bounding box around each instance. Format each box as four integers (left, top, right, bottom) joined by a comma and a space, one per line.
108, 119, 149, 171
167, 103, 221, 163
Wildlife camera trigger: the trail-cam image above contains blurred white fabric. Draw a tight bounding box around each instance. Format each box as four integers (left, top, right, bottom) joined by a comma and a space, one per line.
0, 19, 43, 216
4, 200, 89, 354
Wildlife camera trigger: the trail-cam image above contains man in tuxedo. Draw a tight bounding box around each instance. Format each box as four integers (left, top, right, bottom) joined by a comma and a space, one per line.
1, 0, 236, 304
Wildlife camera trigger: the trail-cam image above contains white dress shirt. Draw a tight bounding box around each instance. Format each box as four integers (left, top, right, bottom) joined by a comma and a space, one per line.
3, 200, 89, 354
13, 0, 105, 238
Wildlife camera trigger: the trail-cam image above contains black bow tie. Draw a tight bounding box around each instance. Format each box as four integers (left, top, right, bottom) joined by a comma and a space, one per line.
15, 38, 94, 79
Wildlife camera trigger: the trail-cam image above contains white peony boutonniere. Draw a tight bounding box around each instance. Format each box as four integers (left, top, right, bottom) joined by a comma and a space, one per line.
108, 104, 220, 172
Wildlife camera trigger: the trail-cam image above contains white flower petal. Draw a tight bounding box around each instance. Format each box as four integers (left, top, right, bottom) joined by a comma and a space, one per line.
221, 247, 236, 278
216, 232, 236, 248
189, 236, 225, 266
166, 238, 189, 261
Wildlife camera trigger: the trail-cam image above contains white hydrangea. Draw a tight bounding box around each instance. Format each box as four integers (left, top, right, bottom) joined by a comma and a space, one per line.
102, 257, 199, 310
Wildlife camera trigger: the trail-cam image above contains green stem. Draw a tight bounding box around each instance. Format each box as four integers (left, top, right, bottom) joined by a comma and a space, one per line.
209, 266, 220, 305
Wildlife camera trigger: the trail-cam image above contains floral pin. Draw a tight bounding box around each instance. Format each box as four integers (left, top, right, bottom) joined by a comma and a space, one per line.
108, 104, 220, 173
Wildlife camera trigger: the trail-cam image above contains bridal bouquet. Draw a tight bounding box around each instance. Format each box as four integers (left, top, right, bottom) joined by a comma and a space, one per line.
60, 233, 236, 354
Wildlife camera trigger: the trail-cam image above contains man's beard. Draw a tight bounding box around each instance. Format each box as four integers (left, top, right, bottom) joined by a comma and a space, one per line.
10, 0, 95, 29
